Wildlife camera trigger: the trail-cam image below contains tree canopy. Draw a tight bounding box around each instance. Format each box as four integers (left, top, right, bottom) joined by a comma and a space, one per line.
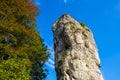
0, 0, 49, 80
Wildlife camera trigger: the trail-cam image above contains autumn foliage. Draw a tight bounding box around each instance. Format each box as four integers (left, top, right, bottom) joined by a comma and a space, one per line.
0, 0, 48, 80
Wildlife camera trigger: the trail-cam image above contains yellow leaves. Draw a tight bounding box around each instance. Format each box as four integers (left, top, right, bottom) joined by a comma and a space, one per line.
25, 59, 33, 67
0, 58, 31, 79
0, 11, 5, 16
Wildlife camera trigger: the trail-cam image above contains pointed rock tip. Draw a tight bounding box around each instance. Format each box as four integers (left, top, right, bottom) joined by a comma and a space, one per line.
55, 14, 73, 24
60, 14, 72, 20
53, 14, 75, 32
61, 14, 71, 17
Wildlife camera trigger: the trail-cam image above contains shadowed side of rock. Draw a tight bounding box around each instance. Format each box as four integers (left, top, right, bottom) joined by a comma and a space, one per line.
53, 14, 104, 80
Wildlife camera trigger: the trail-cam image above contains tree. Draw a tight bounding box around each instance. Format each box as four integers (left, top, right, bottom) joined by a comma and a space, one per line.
0, 0, 49, 80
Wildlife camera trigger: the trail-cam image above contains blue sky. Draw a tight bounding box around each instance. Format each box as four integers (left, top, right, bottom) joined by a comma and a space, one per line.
34, 0, 120, 80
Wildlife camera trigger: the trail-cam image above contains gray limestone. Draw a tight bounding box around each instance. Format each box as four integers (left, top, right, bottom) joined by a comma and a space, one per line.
52, 14, 104, 80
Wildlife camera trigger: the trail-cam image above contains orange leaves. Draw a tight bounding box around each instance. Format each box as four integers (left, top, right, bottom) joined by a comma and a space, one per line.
0, 0, 39, 27
0, 0, 41, 54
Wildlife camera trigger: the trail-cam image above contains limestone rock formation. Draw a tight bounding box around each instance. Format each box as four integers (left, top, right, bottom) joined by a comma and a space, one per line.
52, 14, 104, 80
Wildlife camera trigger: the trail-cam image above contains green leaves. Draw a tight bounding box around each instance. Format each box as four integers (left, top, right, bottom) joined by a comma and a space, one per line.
0, 58, 30, 80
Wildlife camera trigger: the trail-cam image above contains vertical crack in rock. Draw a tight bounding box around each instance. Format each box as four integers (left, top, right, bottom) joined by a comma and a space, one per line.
52, 14, 104, 80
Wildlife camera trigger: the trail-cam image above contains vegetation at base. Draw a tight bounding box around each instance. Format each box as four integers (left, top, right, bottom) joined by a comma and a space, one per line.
0, 0, 49, 80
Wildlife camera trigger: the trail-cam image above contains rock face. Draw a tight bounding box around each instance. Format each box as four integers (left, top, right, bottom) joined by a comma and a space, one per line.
52, 14, 104, 80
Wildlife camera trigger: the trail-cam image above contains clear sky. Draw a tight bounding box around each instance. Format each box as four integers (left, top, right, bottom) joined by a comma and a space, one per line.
34, 0, 120, 80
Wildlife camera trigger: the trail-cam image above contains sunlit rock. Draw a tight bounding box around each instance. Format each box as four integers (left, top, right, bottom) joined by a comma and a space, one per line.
53, 14, 104, 80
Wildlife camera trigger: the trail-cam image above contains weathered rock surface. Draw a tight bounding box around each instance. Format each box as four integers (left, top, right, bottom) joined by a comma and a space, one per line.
53, 14, 104, 80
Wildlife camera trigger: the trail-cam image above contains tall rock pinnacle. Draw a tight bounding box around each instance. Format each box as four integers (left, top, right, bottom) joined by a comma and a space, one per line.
52, 14, 104, 80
